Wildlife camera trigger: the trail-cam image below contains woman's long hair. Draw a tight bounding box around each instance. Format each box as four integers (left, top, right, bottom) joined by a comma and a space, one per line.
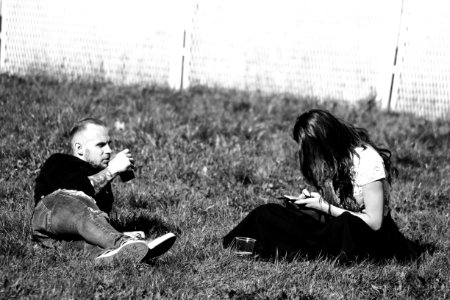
292, 109, 396, 209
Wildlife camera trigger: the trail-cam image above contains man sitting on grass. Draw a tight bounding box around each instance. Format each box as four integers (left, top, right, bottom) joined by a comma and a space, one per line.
31, 117, 176, 265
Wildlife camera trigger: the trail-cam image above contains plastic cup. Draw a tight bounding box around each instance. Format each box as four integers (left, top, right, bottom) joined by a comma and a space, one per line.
232, 237, 256, 256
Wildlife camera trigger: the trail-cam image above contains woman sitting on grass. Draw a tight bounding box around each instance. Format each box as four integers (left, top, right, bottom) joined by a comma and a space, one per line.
223, 109, 425, 263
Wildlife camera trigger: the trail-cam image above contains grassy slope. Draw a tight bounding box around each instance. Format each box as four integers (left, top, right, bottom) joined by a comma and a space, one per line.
0, 75, 448, 299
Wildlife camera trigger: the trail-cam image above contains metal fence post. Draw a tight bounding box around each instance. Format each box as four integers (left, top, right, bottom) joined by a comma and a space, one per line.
384, 0, 405, 112
0, 0, 4, 71
180, 0, 195, 90
167, 0, 195, 91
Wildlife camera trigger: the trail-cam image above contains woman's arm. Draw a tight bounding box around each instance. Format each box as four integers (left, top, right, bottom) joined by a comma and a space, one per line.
357, 180, 385, 229
294, 180, 385, 230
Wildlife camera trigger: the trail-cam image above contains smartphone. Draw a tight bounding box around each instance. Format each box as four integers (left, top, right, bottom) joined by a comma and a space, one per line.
277, 195, 306, 208
277, 195, 300, 202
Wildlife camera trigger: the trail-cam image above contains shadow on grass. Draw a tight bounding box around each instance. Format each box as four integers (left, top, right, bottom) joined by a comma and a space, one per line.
109, 209, 182, 237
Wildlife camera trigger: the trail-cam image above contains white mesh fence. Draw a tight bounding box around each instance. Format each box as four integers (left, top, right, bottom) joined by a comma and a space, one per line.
390, 0, 450, 120
0, 0, 185, 86
0, 0, 449, 120
186, 0, 399, 103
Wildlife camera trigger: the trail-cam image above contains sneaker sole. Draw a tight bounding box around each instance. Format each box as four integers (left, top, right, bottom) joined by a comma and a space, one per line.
96, 242, 149, 266
144, 234, 176, 260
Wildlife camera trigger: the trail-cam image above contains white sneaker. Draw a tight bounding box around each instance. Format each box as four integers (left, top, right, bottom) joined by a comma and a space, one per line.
95, 240, 148, 265
123, 231, 146, 240
144, 232, 176, 260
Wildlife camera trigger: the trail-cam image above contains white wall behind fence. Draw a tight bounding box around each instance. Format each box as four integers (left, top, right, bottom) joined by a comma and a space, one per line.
1, 0, 449, 120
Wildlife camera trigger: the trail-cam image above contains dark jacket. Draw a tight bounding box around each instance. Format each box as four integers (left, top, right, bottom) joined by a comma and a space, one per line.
34, 153, 114, 213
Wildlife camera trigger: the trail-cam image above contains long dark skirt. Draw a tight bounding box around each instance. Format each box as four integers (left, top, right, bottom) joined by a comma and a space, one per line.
223, 203, 423, 263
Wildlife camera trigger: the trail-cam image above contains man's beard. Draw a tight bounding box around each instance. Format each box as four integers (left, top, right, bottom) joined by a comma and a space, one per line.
88, 160, 106, 170
85, 151, 108, 170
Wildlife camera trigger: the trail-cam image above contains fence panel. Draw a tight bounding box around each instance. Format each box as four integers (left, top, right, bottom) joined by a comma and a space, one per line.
0, 0, 185, 86
391, 0, 450, 120
187, 0, 400, 103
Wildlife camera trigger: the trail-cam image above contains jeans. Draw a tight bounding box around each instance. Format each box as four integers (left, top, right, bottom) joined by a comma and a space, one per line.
31, 189, 128, 256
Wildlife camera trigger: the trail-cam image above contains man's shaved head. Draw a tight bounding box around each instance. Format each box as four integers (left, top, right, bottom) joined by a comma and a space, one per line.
69, 118, 112, 169
69, 118, 106, 152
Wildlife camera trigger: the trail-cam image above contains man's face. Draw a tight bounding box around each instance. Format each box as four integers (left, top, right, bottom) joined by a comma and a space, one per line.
78, 124, 112, 169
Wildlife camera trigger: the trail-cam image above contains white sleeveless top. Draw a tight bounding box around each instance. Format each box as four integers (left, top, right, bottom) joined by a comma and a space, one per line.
352, 145, 390, 216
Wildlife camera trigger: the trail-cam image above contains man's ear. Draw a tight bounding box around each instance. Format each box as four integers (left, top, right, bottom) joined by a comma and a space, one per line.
74, 142, 84, 157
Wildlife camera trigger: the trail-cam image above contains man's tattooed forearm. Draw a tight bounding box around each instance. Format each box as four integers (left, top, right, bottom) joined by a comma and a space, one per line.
88, 168, 115, 194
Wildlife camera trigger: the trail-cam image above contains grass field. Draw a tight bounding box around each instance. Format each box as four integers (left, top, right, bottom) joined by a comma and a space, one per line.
0, 74, 449, 299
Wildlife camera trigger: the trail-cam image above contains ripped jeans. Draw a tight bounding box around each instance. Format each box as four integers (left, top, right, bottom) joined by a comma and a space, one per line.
31, 189, 128, 256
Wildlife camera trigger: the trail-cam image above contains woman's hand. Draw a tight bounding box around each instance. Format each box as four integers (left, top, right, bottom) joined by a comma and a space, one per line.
294, 188, 330, 213
294, 182, 385, 230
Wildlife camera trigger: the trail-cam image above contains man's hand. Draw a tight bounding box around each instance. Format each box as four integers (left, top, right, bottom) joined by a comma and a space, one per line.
88, 149, 134, 194
107, 149, 134, 175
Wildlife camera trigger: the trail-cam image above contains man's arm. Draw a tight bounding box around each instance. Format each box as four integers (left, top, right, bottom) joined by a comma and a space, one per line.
88, 149, 133, 194
88, 167, 116, 194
